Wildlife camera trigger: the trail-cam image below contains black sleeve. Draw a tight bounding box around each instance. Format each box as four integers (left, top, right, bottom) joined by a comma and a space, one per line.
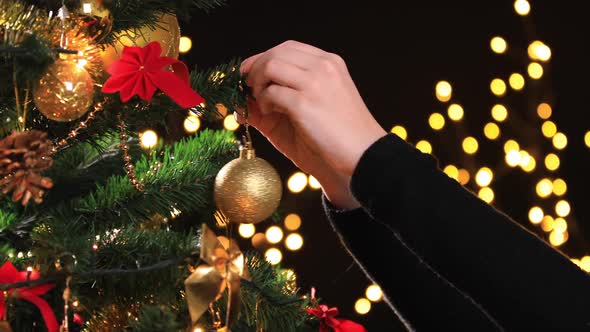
324, 196, 503, 331
349, 133, 590, 329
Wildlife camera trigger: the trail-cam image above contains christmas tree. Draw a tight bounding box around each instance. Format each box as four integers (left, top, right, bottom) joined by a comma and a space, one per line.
0, 0, 337, 330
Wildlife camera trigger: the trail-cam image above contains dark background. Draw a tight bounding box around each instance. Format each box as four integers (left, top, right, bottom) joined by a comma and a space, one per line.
181, 1, 590, 329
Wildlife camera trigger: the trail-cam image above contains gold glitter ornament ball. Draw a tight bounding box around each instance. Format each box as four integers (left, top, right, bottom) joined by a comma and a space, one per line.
33, 59, 94, 122
214, 144, 282, 224
100, 13, 180, 69
74, 0, 113, 42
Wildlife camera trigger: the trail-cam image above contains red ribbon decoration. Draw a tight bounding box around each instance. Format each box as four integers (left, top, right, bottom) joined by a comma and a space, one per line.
0, 262, 58, 332
102, 41, 204, 108
306, 288, 366, 332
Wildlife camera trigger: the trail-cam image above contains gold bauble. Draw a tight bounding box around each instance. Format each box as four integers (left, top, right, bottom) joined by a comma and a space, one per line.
33, 59, 94, 122
214, 145, 282, 224
100, 13, 180, 69
0, 321, 13, 332
75, 0, 113, 42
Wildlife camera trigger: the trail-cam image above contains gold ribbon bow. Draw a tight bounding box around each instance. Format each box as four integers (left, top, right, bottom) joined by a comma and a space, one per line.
184, 223, 250, 330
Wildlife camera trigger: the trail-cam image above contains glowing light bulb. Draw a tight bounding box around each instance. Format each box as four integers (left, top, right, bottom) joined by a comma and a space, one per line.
447, 104, 464, 121
541, 215, 555, 232
528, 41, 551, 62
509, 73, 525, 91
537, 103, 552, 119
478, 187, 495, 203
366, 285, 383, 302
416, 140, 432, 154
265, 226, 284, 244
555, 200, 571, 217
308, 175, 321, 189
553, 179, 567, 196
238, 223, 255, 238
391, 125, 408, 140
443, 165, 459, 181
484, 122, 500, 140
428, 113, 445, 130
491, 104, 508, 122
542, 121, 557, 138
179, 36, 193, 53
545, 153, 560, 171
265, 248, 282, 265
520, 152, 536, 173
140, 130, 158, 149
536, 179, 553, 198
529, 207, 544, 224
64, 81, 73, 91
490, 78, 507, 96
553, 218, 568, 233
285, 233, 304, 251
458, 169, 470, 185
462, 137, 479, 155
580, 256, 590, 272
284, 213, 302, 231
354, 298, 371, 315
475, 167, 493, 187
223, 114, 240, 131
288, 172, 308, 193
490, 36, 508, 54
514, 0, 531, 16
506, 150, 522, 167
585, 131, 590, 148
183, 115, 200, 133
435, 81, 452, 102
553, 132, 568, 150
549, 230, 567, 247
528, 62, 543, 79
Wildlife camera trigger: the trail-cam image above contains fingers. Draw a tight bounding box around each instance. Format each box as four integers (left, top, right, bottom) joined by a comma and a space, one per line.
247, 57, 308, 97
256, 84, 301, 116
240, 40, 326, 74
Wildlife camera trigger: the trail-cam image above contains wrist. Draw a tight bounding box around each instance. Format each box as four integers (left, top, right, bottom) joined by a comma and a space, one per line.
315, 172, 360, 210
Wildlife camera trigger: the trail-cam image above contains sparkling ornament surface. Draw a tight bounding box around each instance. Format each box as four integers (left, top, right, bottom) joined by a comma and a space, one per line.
101, 13, 180, 69
214, 145, 282, 224
33, 59, 94, 122
74, 0, 112, 42
0, 321, 13, 332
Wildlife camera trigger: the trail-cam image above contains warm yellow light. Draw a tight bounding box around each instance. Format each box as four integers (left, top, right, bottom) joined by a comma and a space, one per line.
555, 200, 571, 217
77, 59, 88, 69
490, 36, 508, 54
391, 125, 408, 140
490, 78, 507, 96
285, 233, 304, 251
193, 327, 204, 332
484, 122, 500, 140
429, 113, 445, 130
443, 165, 459, 181
509, 73, 525, 91
545, 153, 560, 171
183, 115, 201, 133
553, 179, 567, 196
504, 140, 520, 153
475, 167, 493, 187
435, 81, 452, 102
223, 114, 240, 131
529, 207, 544, 224
265, 248, 283, 265
520, 152, 536, 173
537, 103, 552, 119
238, 223, 255, 238
478, 187, 495, 203
571, 258, 581, 267
528, 41, 551, 62
288, 172, 308, 193
447, 104, 464, 121
308, 175, 321, 190
580, 256, 590, 272
354, 298, 372, 315
541, 121, 557, 138
585, 131, 590, 148
549, 230, 567, 247
139, 130, 158, 149
553, 132, 568, 150
514, 0, 531, 16
505, 150, 522, 167
553, 218, 568, 233
541, 215, 554, 231
251, 233, 266, 248
265, 226, 284, 244
179, 36, 193, 53
416, 140, 433, 154
491, 104, 508, 122
366, 285, 383, 302
462, 137, 479, 155
527, 62, 543, 79
284, 213, 302, 231
536, 178, 553, 198
458, 169, 470, 185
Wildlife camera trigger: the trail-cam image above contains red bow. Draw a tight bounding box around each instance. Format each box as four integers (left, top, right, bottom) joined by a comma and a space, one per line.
306, 305, 366, 332
0, 262, 58, 332
102, 41, 204, 108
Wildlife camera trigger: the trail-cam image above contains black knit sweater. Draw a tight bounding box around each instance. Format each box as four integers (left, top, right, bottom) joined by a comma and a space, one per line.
324, 134, 590, 331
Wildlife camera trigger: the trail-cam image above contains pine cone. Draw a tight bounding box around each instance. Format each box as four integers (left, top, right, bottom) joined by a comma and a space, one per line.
0, 130, 54, 205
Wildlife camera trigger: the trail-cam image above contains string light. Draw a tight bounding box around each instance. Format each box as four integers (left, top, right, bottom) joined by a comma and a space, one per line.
505, 150, 522, 167
223, 114, 240, 131
475, 167, 493, 187
504, 140, 520, 153
139, 130, 158, 149
537, 103, 552, 119
265, 226, 284, 244
580, 257, 590, 272
435, 81, 452, 102
585, 131, 590, 148
528, 207, 544, 224
541, 121, 557, 138
509, 73, 525, 91
443, 165, 459, 181
491, 104, 508, 122
462, 137, 479, 155
366, 285, 383, 302
555, 200, 571, 217
527, 62, 544, 79
478, 187, 495, 203
308, 175, 321, 189
284, 213, 302, 231
428, 113, 445, 130
545, 153, 560, 171
553, 179, 567, 196
541, 215, 555, 232
238, 224, 255, 238
179, 36, 193, 53
549, 230, 567, 247
354, 298, 371, 315
447, 104, 464, 121
490, 78, 507, 96
536, 179, 553, 198
553, 218, 568, 233
520, 152, 536, 173
183, 115, 200, 133
287, 172, 308, 193
391, 125, 408, 140
484, 122, 501, 140
458, 169, 470, 185
251, 233, 266, 248
490, 36, 508, 54
416, 140, 433, 154
265, 248, 283, 265
285, 233, 304, 251
527, 41, 551, 62
514, 0, 531, 16
553, 132, 568, 150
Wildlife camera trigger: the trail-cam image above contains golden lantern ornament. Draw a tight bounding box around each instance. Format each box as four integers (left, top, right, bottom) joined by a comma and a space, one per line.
74, 0, 113, 42
33, 59, 94, 122
214, 131, 282, 224
100, 12, 180, 69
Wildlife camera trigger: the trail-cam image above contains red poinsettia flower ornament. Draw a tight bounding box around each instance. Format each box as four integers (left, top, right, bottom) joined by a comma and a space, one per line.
102, 41, 204, 108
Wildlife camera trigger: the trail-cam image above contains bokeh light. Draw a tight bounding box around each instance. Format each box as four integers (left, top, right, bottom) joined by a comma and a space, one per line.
284, 214, 302, 231
484, 122, 500, 140
429, 113, 446, 130
555, 200, 571, 217
478, 187, 495, 204
239, 223, 255, 238
391, 125, 408, 140
505, 150, 522, 167
447, 104, 464, 121
491, 104, 508, 122
179, 36, 193, 53
490, 78, 507, 96
475, 167, 494, 187
139, 130, 158, 149
528, 41, 551, 62
553, 132, 568, 150
458, 169, 470, 185
542, 121, 557, 138
223, 114, 240, 131
536, 179, 553, 198
549, 230, 567, 247
285, 233, 304, 251
308, 175, 321, 190
183, 115, 200, 134
553, 218, 568, 233
504, 140, 520, 153
541, 215, 555, 231
265, 248, 283, 265
514, 0, 531, 16
266, 226, 284, 244
553, 179, 567, 196
527, 62, 543, 79
490, 36, 507, 54
462, 137, 479, 154
545, 153, 560, 171
443, 165, 459, 181
528, 207, 544, 224
537, 103, 552, 119
416, 140, 433, 154
585, 131, 590, 148
288, 172, 308, 193
508, 73, 525, 91
435, 81, 452, 102
366, 285, 384, 302
354, 298, 371, 315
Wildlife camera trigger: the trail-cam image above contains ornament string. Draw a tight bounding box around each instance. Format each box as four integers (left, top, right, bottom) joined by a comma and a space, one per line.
117, 115, 144, 192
